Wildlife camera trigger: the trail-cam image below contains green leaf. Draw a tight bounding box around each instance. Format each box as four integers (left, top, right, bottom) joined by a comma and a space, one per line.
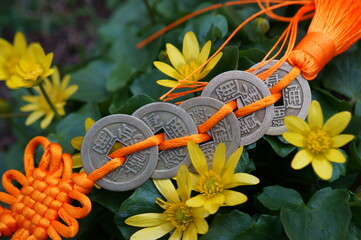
322, 47, 361, 101
115, 180, 163, 240
130, 69, 169, 100
349, 140, 361, 171
263, 136, 296, 158
258, 185, 303, 211
108, 87, 132, 114
235, 147, 256, 173
110, 94, 156, 115
205, 46, 240, 81
181, 13, 228, 45
347, 223, 361, 240
281, 188, 351, 240
238, 215, 283, 240
238, 48, 267, 69
89, 188, 132, 214
201, 211, 283, 240
70, 61, 112, 103
200, 210, 253, 240
51, 103, 100, 153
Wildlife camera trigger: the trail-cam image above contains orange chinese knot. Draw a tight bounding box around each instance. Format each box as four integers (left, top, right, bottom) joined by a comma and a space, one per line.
0, 136, 94, 240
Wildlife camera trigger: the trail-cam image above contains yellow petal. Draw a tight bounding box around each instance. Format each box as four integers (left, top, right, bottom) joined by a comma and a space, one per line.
153, 179, 180, 204
197, 41, 211, 64
60, 74, 71, 89
14, 32, 27, 53
72, 153, 83, 168
71, 137, 84, 150
25, 111, 45, 125
282, 132, 307, 148
323, 111, 351, 137
20, 103, 39, 112
182, 32, 200, 61
198, 53, 223, 80
221, 146, 243, 183
125, 213, 168, 227
187, 141, 208, 174
307, 100, 323, 129
284, 115, 310, 135
176, 165, 192, 202
212, 143, 226, 175
186, 194, 206, 208
194, 217, 209, 234
154, 61, 182, 80
169, 229, 182, 240
224, 173, 259, 188
130, 222, 174, 240
324, 149, 346, 163
204, 198, 221, 214
8, 75, 25, 89
291, 149, 313, 170
40, 111, 55, 129
331, 134, 354, 148
311, 155, 332, 180
22, 95, 38, 103
183, 222, 197, 240
166, 43, 186, 69
192, 207, 209, 219
64, 85, 78, 98
156, 79, 179, 88
85, 118, 95, 131
223, 190, 248, 206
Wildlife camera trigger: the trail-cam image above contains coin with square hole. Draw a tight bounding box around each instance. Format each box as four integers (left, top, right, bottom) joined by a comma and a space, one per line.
201, 70, 274, 146
179, 97, 241, 172
81, 114, 158, 191
133, 102, 198, 179
252, 60, 311, 135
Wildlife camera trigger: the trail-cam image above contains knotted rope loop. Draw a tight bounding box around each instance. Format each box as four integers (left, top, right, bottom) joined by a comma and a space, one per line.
0, 136, 93, 239
288, 32, 335, 80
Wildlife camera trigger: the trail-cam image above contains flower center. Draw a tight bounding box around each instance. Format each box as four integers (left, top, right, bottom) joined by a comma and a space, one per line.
165, 203, 193, 231
22, 63, 44, 81
196, 170, 224, 198
178, 60, 201, 83
6, 56, 20, 76
307, 129, 331, 154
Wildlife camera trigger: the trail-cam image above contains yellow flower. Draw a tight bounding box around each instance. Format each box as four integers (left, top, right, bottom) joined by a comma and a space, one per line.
0, 32, 28, 88
154, 31, 223, 88
125, 165, 209, 240
282, 100, 354, 180
10, 43, 54, 88
186, 141, 260, 214
71, 118, 96, 168
20, 67, 78, 129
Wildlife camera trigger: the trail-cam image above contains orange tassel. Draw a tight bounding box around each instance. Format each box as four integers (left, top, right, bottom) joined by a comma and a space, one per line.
288, 0, 361, 80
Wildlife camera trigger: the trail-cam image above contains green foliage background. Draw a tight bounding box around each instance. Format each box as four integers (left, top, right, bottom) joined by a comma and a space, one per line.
0, 0, 361, 239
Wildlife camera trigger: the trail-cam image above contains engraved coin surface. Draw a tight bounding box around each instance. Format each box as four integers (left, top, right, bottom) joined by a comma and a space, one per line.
201, 70, 274, 146
179, 97, 241, 171
252, 60, 311, 135
133, 102, 198, 179
81, 114, 158, 191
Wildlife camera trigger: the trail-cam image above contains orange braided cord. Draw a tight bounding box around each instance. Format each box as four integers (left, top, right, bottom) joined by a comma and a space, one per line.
0, 136, 93, 240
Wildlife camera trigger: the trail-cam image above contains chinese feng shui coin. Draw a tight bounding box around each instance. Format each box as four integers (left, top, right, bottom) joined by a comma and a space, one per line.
179, 97, 241, 172
252, 60, 311, 135
201, 70, 274, 146
81, 114, 158, 191
133, 102, 198, 179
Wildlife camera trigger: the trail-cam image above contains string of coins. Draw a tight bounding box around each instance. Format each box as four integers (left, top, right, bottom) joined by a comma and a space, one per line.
80, 60, 309, 191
